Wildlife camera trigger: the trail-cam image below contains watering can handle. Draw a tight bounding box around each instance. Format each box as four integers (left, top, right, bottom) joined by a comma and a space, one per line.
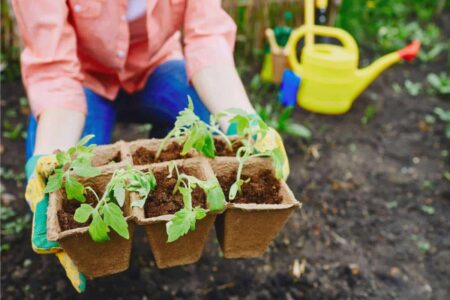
286, 25, 358, 73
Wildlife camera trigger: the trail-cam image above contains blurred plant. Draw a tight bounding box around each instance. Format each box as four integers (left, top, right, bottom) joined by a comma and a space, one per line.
427, 72, 450, 95
361, 104, 377, 124
336, 0, 448, 62
0, 167, 26, 184
1, 206, 31, 240
411, 234, 431, 252
421, 205, 435, 215
404, 80, 422, 96
433, 107, 450, 138
1, 1, 21, 81
256, 103, 311, 140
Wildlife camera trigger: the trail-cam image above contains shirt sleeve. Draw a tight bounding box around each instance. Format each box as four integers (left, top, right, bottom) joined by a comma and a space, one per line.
183, 0, 237, 80
12, 0, 86, 118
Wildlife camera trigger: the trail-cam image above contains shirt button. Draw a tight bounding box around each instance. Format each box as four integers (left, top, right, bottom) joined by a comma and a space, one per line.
116, 50, 125, 58
74, 4, 82, 13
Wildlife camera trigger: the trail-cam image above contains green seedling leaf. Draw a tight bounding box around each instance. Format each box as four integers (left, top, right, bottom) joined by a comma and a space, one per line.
157, 97, 228, 159
77, 134, 95, 148
164, 163, 224, 242
56, 151, 71, 166
65, 176, 85, 202
201, 134, 216, 158
284, 123, 311, 139
74, 204, 94, 223
71, 159, 101, 178
113, 185, 126, 207
229, 181, 241, 200
89, 211, 110, 242
102, 202, 129, 239
198, 179, 225, 211
166, 208, 194, 242
43, 169, 64, 194
166, 206, 207, 242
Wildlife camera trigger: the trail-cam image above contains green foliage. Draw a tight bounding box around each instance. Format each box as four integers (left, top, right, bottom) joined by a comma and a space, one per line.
421, 205, 435, 215
427, 72, 450, 95
74, 167, 156, 242
433, 107, 450, 139
157, 97, 231, 159
257, 104, 311, 140
165, 162, 225, 242
336, 0, 447, 62
411, 235, 431, 252
221, 110, 287, 200
44, 135, 100, 202
0, 167, 25, 184
361, 104, 377, 124
2, 122, 26, 140
1, 206, 31, 245
404, 80, 422, 96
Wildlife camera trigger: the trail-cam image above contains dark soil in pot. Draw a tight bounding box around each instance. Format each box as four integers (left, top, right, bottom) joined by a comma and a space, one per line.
132, 141, 190, 165
214, 138, 243, 157
144, 169, 206, 217
218, 169, 283, 204
57, 189, 99, 230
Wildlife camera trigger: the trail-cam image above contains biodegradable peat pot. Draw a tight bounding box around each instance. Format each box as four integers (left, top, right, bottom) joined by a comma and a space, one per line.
129, 138, 198, 165
47, 170, 134, 279
91, 140, 131, 168
132, 158, 219, 268
211, 157, 300, 258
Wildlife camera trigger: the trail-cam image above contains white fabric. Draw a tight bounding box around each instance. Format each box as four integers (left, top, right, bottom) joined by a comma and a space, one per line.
127, 0, 147, 21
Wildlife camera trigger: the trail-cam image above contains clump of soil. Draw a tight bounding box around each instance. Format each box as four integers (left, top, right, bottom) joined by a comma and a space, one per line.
57, 189, 99, 231
218, 169, 282, 204
145, 169, 206, 218
214, 139, 243, 156
92, 151, 121, 167
132, 142, 190, 165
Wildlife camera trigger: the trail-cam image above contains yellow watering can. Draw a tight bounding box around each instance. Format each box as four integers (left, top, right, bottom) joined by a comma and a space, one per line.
286, 0, 420, 115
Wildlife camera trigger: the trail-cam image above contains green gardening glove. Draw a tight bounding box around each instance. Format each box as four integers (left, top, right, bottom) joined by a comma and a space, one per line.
25, 155, 86, 293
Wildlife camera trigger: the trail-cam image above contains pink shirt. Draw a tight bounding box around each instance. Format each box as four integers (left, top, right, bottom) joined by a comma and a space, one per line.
12, 0, 237, 117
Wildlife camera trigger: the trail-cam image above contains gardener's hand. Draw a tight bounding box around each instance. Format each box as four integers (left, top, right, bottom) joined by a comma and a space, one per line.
25, 155, 86, 293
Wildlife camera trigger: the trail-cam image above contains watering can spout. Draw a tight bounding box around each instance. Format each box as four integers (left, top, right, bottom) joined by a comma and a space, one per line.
353, 40, 420, 98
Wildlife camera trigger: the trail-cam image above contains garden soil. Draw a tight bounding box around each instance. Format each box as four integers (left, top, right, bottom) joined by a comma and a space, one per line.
2, 50, 450, 300
132, 141, 189, 165
144, 168, 206, 218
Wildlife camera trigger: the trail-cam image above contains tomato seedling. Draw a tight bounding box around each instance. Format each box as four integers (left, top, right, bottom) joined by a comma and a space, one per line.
221, 110, 286, 200
74, 167, 156, 242
156, 97, 231, 159
44, 135, 100, 202
165, 162, 225, 242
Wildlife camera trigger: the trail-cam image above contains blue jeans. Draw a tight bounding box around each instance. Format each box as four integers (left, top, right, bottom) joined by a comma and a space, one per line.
25, 60, 210, 160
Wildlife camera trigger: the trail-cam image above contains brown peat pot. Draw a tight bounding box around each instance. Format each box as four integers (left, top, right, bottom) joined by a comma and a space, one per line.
211, 157, 300, 258
91, 140, 131, 168
132, 158, 220, 268
47, 169, 134, 279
